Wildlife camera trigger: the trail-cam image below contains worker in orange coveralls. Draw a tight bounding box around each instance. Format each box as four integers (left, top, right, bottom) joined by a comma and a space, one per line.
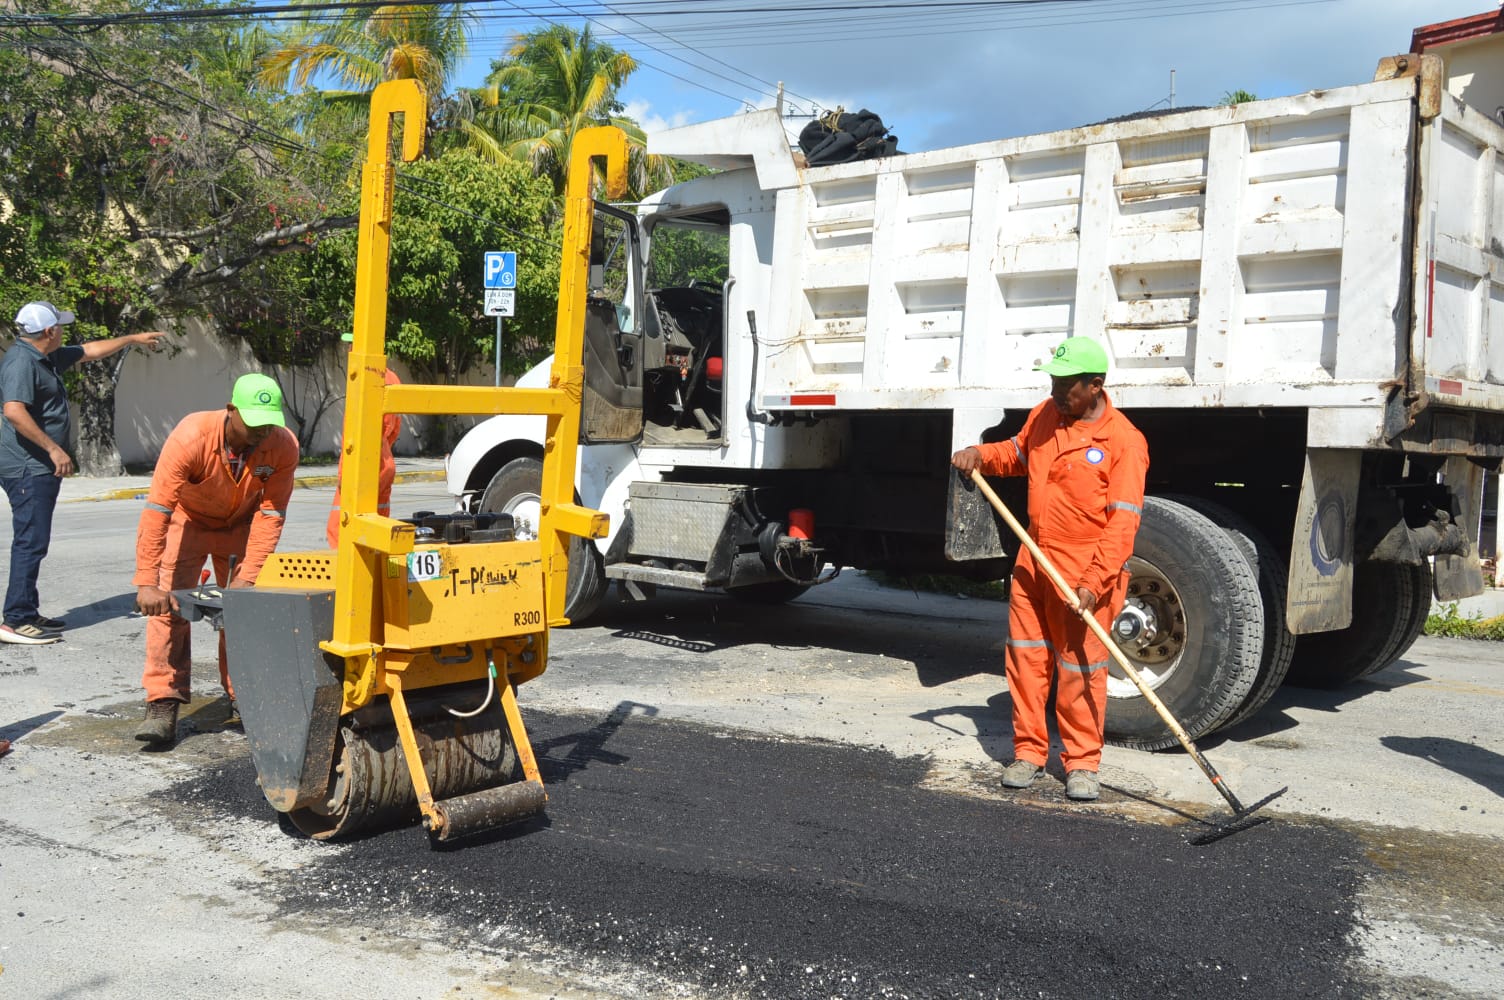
132, 373, 299, 746
951, 337, 1148, 801
325, 333, 401, 547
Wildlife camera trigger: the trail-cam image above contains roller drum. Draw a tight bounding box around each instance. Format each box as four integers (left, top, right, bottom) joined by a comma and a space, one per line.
286, 690, 520, 840
429, 780, 547, 841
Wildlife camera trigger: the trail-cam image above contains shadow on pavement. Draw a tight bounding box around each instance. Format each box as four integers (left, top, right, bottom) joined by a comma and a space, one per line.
58, 592, 139, 628
1, 710, 64, 743
910, 691, 1015, 764
533, 699, 659, 780
590, 589, 1002, 688
1202, 658, 1432, 748
1380, 735, 1504, 799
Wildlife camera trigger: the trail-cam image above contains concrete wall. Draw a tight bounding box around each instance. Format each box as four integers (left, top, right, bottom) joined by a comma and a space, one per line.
1443, 33, 1504, 128
112, 323, 505, 466
1, 321, 504, 469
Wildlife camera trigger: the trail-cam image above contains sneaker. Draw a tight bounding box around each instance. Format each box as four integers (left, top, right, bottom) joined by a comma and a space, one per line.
1001, 759, 1043, 789
1065, 770, 1101, 801
31, 615, 66, 630
135, 700, 180, 746
0, 622, 60, 645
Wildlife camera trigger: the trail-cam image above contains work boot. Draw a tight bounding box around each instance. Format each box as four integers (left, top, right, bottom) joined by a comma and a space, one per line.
1001, 759, 1043, 789
1065, 770, 1100, 801
135, 700, 179, 746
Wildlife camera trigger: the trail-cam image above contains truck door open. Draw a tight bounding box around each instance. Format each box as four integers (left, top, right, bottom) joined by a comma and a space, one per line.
640, 207, 732, 447
581, 202, 645, 444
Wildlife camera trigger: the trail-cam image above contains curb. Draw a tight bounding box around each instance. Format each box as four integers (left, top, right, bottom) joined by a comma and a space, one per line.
64, 468, 446, 504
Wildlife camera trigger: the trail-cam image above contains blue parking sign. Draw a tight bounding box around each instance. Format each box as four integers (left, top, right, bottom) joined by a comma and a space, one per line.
483, 251, 516, 289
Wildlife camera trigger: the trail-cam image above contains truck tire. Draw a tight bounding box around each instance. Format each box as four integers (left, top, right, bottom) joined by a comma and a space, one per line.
479, 457, 609, 623
1104, 497, 1265, 750
1286, 561, 1432, 689
1365, 561, 1432, 678
1168, 496, 1296, 729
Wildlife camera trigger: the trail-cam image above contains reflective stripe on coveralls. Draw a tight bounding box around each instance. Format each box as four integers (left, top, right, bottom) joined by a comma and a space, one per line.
134, 410, 298, 703
975, 391, 1148, 772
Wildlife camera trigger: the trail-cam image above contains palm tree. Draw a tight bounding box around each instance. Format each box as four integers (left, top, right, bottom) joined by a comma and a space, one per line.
256, 3, 474, 113
1219, 89, 1258, 106
475, 24, 670, 198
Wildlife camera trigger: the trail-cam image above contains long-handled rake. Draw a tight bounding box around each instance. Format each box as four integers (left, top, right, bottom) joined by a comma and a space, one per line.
968, 469, 1286, 844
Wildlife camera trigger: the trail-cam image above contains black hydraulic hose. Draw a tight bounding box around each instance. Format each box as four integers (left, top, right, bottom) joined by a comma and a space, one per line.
745, 309, 773, 425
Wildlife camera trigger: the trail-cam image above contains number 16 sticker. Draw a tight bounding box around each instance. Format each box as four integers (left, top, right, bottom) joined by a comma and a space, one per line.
407, 550, 443, 581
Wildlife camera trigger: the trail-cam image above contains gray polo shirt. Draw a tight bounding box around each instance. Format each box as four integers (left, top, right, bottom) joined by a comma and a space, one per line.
0, 339, 85, 477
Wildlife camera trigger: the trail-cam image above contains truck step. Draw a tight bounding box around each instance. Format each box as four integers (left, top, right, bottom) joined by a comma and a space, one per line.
605, 563, 711, 590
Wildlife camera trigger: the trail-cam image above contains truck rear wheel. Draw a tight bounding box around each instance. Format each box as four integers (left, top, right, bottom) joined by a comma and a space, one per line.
479, 457, 609, 623
1367, 561, 1432, 678
1104, 497, 1265, 750
1285, 561, 1432, 689
1168, 496, 1296, 729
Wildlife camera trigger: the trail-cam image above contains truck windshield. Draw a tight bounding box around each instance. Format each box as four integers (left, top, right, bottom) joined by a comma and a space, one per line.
647, 213, 729, 289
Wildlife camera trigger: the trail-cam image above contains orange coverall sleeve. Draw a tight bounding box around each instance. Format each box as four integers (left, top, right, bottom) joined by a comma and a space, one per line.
1078, 428, 1149, 599
971, 406, 1042, 479
236, 429, 299, 585
132, 423, 199, 587
382, 368, 402, 447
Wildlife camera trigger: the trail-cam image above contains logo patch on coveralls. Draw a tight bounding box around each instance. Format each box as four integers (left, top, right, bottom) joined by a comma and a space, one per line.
254, 465, 275, 480
1085, 447, 1105, 464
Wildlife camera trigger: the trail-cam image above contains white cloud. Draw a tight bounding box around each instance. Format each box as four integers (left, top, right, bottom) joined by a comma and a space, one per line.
621, 99, 695, 138
608, 0, 1489, 153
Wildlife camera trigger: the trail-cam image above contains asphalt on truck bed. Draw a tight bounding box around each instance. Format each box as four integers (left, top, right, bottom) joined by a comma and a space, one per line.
169, 706, 1368, 1000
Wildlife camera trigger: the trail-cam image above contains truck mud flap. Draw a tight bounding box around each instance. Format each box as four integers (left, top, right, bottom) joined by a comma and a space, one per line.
1286, 449, 1360, 635
945, 469, 1017, 562
1434, 455, 1487, 601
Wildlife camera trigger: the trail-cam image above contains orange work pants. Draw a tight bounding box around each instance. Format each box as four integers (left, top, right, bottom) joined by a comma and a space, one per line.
1004, 548, 1129, 773
141, 518, 248, 703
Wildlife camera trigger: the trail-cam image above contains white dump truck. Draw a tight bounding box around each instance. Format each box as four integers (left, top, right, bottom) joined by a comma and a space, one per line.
449, 51, 1504, 747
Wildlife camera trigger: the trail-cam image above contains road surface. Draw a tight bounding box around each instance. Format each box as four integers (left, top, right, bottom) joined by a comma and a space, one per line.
1, 478, 1500, 998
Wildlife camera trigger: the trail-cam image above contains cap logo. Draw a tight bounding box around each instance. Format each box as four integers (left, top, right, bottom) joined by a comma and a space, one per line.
1055, 345, 1068, 358
256, 390, 273, 405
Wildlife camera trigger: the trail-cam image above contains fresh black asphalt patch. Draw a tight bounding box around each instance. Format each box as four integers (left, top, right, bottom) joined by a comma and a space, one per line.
169, 706, 1372, 999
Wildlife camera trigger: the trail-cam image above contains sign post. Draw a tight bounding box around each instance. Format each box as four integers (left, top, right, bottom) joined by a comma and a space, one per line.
483, 251, 517, 386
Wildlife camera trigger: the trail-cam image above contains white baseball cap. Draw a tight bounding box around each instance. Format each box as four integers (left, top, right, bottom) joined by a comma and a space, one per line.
14, 301, 75, 336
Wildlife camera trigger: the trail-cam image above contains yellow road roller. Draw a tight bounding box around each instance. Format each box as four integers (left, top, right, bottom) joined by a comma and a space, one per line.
211, 80, 631, 843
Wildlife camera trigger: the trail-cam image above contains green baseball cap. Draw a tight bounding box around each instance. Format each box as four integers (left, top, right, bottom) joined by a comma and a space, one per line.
230, 373, 287, 428
1035, 337, 1110, 377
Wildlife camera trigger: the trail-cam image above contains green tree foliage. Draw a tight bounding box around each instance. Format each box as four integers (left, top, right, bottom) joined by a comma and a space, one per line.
384, 148, 560, 383
257, 2, 474, 113
1219, 89, 1259, 106
471, 24, 671, 199
0, 8, 359, 470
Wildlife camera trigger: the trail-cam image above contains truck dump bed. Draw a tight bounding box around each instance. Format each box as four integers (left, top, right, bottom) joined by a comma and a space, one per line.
654, 72, 1504, 446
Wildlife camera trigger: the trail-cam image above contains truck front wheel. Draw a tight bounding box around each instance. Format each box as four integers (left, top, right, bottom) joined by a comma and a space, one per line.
479, 457, 609, 623
1104, 497, 1265, 750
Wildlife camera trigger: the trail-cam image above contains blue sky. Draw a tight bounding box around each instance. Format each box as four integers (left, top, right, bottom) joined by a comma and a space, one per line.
449, 0, 1493, 151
